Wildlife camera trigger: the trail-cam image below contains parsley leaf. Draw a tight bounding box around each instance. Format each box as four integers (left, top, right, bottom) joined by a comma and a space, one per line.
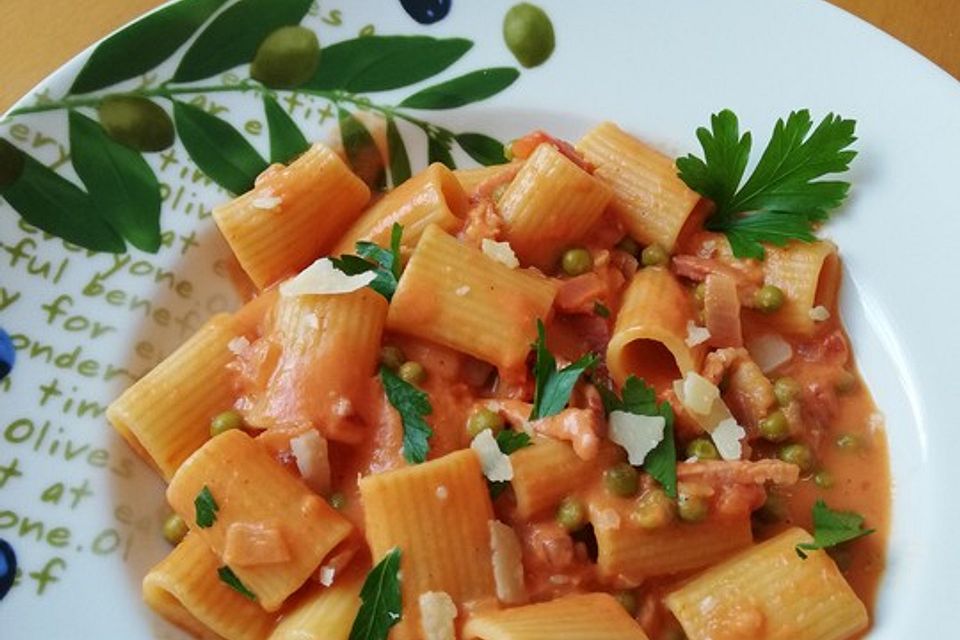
593, 301, 611, 318
496, 430, 532, 455
488, 430, 532, 499
677, 109, 857, 259
332, 223, 403, 300
217, 566, 256, 600
530, 320, 599, 420
795, 499, 875, 559
600, 376, 677, 498
349, 548, 403, 640
380, 365, 432, 464
194, 485, 218, 528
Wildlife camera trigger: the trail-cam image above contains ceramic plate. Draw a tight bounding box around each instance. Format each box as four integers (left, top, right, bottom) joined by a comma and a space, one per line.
1, 0, 958, 637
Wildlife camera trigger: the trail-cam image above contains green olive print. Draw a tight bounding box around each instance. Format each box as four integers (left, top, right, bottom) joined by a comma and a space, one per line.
503, 3, 555, 68
97, 96, 175, 152
251, 25, 322, 89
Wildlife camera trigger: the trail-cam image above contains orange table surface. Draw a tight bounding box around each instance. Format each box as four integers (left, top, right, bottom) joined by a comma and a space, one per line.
1, 0, 958, 112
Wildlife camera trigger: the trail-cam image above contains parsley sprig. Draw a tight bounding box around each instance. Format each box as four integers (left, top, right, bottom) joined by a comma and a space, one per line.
349, 548, 403, 640
217, 565, 256, 600
530, 320, 599, 420
380, 365, 433, 464
795, 499, 875, 559
194, 485, 218, 528
332, 223, 403, 300
598, 376, 677, 497
677, 109, 857, 259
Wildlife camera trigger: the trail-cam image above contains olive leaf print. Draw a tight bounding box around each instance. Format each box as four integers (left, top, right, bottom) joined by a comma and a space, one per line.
0, 0, 548, 254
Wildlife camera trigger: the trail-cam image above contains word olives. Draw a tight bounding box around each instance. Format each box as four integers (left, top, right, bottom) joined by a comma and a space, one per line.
97, 96, 175, 152
503, 3, 555, 68
399, 0, 452, 25
251, 26, 321, 89
0, 139, 25, 187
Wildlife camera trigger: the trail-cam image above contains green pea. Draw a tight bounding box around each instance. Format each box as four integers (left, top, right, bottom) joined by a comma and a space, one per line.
467, 407, 505, 439
835, 433, 861, 451
778, 442, 814, 473
379, 345, 406, 370
759, 410, 790, 443
603, 463, 639, 497
98, 95, 175, 152
0, 138, 25, 187
210, 410, 244, 437
685, 437, 719, 461
754, 285, 786, 313
398, 361, 427, 385
615, 236, 640, 257
677, 493, 709, 523
502, 3, 555, 68
561, 247, 593, 276
555, 496, 587, 532
162, 513, 188, 545
834, 370, 858, 394
641, 243, 669, 267
632, 489, 675, 529
613, 590, 638, 616
773, 376, 801, 406
251, 26, 321, 89
328, 492, 346, 510
814, 469, 835, 489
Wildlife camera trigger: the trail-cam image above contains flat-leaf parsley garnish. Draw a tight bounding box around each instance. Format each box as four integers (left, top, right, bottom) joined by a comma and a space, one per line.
217, 565, 256, 601
380, 365, 433, 464
677, 109, 857, 259
332, 222, 404, 300
599, 376, 677, 498
349, 548, 402, 640
194, 485, 219, 528
530, 320, 599, 420
795, 499, 875, 559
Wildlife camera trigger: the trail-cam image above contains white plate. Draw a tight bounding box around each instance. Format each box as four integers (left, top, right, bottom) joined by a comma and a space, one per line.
1, 0, 957, 637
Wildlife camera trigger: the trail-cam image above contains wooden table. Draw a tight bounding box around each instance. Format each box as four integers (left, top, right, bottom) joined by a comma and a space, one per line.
1, 0, 958, 111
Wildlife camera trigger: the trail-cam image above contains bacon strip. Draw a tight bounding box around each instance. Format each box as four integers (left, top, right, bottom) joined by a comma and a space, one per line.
676, 459, 800, 486
495, 400, 601, 461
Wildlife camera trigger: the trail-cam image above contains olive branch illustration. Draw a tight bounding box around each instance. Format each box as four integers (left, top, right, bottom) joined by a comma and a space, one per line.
0, 0, 520, 254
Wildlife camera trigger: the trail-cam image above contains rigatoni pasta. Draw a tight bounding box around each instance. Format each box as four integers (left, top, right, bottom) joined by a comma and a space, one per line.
113, 119, 887, 640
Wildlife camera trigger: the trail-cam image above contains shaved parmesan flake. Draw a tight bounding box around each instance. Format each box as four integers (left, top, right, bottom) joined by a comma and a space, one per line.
279, 257, 375, 297
290, 430, 331, 495
419, 591, 457, 640
319, 565, 336, 587
471, 429, 513, 482
489, 520, 527, 605
746, 333, 793, 374
685, 320, 711, 347
481, 238, 520, 268
227, 336, 250, 355
252, 195, 282, 210
608, 410, 665, 465
710, 418, 746, 460
680, 372, 721, 416
809, 305, 831, 322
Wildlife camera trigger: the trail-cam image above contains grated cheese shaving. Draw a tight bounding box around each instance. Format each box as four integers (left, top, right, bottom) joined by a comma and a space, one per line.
470, 429, 513, 482
319, 565, 336, 587
455, 285, 471, 296
746, 333, 793, 374
608, 411, 665, 465
489, 520, 527, 605
290, 430, 331, 495
227, 336, 250, 355
809, 305, 831, 322
279, 257, 376, 297
685, 320, 711, 347
710, 418, 747, 460
680, 372, 721, 416
419, 591, 457, 640
252, 195, 282, 210
481, 238, 520, 268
